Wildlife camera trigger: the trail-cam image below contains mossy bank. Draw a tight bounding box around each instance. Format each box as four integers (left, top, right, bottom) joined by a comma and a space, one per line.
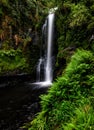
27, 49, 94, 130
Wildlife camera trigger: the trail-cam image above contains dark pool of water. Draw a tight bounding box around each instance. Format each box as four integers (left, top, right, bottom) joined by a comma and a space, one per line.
0, 81, 48, 130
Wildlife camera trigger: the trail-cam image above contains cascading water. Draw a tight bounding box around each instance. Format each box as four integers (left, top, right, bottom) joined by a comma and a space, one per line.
45, 13, 54, 83
36, 58, 44, 82
33, 13, 55, 86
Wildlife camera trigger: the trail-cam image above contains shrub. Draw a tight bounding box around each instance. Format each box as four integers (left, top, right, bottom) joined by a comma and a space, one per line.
0, 49, 29, 74
28, 49, 94, 130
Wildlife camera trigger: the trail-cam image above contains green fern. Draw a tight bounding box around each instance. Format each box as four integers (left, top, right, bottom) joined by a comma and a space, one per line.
28, 49, 94, 130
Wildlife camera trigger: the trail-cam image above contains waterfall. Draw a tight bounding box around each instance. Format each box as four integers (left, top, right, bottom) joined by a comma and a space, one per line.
45, 13, 54, 82
33, 13, 55, 86
36, 58, 44, 82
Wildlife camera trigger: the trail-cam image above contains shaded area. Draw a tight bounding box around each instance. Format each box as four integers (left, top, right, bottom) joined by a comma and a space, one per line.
0, 77, 48, 130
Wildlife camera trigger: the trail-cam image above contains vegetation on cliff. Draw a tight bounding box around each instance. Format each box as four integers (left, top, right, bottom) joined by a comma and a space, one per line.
0, 49, 28, 75
0, 0, 94, 129
55, 0, 94, 76
25, 0, 94, 129
28, 49, 94, 130
0, 0, 46, 75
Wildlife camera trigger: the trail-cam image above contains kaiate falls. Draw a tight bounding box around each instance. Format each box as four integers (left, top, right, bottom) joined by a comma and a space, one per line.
0, 1, 94, 130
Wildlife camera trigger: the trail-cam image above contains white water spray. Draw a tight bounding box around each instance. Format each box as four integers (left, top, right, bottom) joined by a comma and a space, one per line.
33, 13, 55, 87
37, 58, 43, 82
45, 13, 54, 83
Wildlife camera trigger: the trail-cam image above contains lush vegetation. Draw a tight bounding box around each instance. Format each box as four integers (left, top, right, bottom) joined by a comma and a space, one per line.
0, 49, 29, 75
27, 49, 94, 130
55, 0, 94, 74
24, 0, 94, 130
0, 0, 94, 129
0, 0, 44, 75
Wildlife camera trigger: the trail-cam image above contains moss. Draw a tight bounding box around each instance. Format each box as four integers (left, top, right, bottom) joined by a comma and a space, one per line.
0, 49, 30, 75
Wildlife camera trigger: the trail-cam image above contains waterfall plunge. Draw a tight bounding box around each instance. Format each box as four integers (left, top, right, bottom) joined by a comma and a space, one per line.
45, 13, 54, 82
33, 13, 55, 87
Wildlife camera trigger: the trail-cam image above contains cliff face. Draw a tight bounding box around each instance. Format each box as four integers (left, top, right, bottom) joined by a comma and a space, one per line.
0, 0, 94, 77
0, 0, 94, 129
0, 1, 43, 76
55, 0, 94, 77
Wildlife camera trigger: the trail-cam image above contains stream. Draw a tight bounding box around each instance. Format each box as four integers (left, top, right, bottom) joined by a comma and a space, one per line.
0, 77, 48, 130
0, 12, 55, 130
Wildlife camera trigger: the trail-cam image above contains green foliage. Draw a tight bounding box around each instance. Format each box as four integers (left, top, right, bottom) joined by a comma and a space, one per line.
63, 99, 94, 130
69, 4, 90, 27
55, 0, 94, 67
87, 16, 94, 32
28, 49, 94, 130
0, 49, 29, 75
0, 0, 9, 6
90, 4, 94, 14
